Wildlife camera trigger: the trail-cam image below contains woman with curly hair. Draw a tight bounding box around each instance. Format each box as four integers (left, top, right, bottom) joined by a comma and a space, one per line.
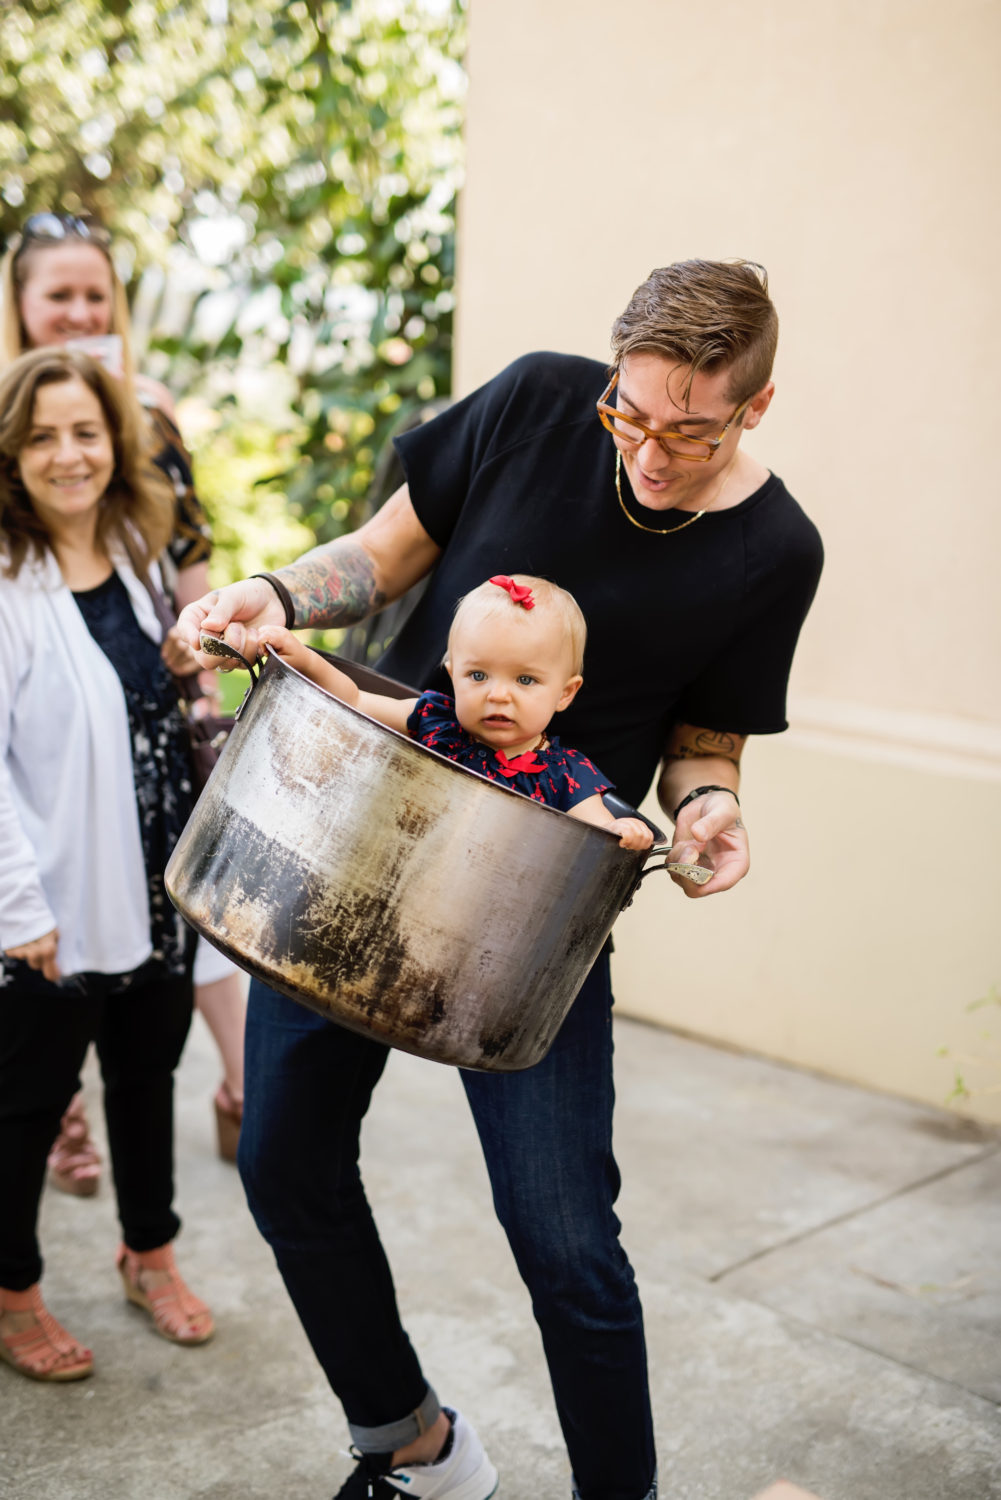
1, 211, 246, 1182
0, 347, 213, 1380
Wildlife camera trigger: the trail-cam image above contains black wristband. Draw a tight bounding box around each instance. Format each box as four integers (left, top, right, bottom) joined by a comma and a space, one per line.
251, 572, 296, 630
672, 784, 740, 823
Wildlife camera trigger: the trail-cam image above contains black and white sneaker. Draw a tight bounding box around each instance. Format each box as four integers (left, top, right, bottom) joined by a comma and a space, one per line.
334, 1408, 498, 1499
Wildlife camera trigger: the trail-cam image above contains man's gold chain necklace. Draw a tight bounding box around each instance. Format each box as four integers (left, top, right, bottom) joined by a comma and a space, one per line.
614, 450, 733, 535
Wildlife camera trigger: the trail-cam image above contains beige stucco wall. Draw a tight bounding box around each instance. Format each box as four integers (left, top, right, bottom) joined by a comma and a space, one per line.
456, 0, 1001, 1119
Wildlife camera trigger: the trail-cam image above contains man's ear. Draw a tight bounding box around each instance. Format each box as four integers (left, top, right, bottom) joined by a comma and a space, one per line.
740, 381, 775, 433
556, 674, 584, 712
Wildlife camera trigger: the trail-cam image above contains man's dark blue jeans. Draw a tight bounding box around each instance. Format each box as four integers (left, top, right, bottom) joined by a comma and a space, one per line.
238, 952, 656, 1500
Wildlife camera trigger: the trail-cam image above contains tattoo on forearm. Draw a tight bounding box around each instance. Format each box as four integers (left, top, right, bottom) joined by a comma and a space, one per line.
278, 542, 386, 629
735, 817, 745, 830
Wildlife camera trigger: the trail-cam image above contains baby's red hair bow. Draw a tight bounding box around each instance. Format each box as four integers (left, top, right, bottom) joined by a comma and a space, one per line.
489, 575, 535, 609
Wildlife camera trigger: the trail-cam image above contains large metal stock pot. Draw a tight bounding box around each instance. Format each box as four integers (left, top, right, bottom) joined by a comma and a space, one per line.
165, 650, 669, 1071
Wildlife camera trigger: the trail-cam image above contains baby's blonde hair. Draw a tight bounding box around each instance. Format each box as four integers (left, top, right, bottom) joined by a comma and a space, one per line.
447, 575, 587, 675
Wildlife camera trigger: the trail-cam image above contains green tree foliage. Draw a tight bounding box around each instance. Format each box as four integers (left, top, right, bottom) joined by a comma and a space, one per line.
0, 0, 465, 573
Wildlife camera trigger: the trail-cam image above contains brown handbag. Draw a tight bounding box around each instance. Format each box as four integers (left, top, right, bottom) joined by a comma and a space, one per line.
179, 700, 236, 794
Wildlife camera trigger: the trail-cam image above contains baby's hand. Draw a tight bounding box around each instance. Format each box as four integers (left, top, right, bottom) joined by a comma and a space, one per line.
608, 817, 654, 851
257, 625, 308, 667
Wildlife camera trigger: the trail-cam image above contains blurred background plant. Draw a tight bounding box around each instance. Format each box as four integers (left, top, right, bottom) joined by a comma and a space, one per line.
0, 0, 465, 615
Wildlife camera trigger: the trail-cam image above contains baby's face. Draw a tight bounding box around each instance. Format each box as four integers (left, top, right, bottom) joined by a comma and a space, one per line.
445, 610, 582, 758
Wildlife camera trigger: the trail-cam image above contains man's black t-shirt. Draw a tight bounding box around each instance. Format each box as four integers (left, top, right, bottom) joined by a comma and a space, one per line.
383, 352, 824, 808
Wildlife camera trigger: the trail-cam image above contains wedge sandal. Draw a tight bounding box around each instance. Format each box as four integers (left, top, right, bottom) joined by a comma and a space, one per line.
0, 1284, 93, 1381
117, 1243, 214, 1345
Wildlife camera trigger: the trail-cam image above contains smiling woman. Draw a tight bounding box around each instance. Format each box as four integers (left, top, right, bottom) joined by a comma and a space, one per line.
2, 218, 249, 1173
0, 214, 212, 594
15, 379, 115, 554
16, 239, 114, 350
0, 346, 214, 1380
0, 347, 169, 579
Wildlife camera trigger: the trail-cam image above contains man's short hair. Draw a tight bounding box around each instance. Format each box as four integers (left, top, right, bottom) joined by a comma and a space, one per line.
610, 259, 778, 407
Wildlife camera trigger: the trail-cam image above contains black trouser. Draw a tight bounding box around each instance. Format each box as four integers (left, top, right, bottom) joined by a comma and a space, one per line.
0, 958, 194, 1290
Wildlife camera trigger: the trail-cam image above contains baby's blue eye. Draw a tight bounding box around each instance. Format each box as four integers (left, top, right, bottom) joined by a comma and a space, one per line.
469, 670, 486, 681
517, 675, 535, 686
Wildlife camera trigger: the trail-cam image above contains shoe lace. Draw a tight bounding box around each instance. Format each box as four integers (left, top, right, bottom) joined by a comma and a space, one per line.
336, 1447, 396, 1499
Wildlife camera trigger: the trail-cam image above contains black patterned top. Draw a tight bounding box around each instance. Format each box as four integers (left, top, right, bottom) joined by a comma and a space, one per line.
406, 691, 612, 810
72, 572, 195, 975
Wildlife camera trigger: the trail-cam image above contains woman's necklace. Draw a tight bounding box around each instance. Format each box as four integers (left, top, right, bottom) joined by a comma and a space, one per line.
614, 451, 734, 536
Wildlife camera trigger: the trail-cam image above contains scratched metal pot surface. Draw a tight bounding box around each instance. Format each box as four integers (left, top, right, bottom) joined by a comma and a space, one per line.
166, 651, 651, 1071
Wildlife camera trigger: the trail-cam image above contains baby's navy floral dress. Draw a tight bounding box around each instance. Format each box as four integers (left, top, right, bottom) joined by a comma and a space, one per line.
406, 690, 611, 810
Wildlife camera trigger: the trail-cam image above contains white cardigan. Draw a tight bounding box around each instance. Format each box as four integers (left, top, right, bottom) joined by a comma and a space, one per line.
0, 545, 167, 977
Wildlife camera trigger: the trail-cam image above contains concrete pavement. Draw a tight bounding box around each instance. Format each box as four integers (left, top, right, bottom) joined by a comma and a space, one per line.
3, 1006, 1000, 1500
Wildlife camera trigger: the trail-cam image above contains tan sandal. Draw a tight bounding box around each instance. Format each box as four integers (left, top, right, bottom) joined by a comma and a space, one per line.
116, 1243, 214, 1345
48, 1091, 101, 1197
0, 1284, 94, 1382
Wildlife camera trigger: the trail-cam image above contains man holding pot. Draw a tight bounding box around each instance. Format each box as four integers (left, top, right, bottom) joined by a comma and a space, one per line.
180, 259, 823, 1500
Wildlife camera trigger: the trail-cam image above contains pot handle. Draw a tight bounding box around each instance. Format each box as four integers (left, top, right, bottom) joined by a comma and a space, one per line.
616, 843, 714, 913
636, 843, 714, 888
199, 632, 262, 716
600, 793, 712, 890
600, 792, 713, 894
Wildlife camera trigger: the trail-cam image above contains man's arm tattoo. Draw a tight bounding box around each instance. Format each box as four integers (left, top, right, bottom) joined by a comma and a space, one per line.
277, 542, 387, 630
668, 728, 742, 767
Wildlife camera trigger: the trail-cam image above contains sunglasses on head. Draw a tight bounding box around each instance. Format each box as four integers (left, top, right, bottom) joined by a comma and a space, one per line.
14, 213, 112, 255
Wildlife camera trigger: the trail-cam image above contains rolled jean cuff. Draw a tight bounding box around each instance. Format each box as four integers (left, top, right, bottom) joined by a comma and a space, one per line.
572, 1467, 657, 1500
348, 1385, 442, 1455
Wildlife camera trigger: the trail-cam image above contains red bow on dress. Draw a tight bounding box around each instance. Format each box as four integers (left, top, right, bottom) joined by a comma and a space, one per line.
489, 575, 535, 609
494, 748, 546, 777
